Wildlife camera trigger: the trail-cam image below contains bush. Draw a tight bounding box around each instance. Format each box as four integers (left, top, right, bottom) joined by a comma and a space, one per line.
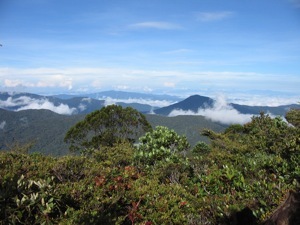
134, 126, 190, 166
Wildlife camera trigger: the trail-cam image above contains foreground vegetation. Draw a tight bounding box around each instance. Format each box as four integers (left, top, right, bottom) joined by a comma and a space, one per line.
0, 108, 299, 224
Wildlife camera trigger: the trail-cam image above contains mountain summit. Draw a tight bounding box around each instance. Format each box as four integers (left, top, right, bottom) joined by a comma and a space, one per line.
154, 95, 214, 116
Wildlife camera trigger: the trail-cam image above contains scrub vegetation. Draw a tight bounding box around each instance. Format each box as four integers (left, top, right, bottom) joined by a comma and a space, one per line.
0, 106, 299, 224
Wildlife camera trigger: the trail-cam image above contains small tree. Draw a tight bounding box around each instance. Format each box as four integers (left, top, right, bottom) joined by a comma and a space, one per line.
64, 105, 152, 152
134, 126, 190, 166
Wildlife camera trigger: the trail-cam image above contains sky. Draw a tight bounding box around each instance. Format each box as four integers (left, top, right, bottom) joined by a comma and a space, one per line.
0, 0, 300, 105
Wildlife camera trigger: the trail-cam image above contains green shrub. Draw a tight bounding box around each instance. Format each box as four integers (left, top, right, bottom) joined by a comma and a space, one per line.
134, 126, 190, 166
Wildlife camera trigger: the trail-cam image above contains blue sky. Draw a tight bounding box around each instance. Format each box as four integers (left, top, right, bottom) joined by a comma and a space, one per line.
0, 0, 300, 105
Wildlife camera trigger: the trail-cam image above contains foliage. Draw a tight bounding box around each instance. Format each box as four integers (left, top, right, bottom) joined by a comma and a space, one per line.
134, 126, 190, 166
191, 141, 211, 155
5, 140, 36, 154
286, 108, 300, 128
64, 105, 152, 152
1, 110, 299, 224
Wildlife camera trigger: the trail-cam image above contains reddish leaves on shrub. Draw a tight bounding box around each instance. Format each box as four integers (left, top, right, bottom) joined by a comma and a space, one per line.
94, 175, 106, 187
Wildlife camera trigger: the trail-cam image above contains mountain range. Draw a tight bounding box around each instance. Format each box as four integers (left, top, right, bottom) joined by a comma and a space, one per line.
1, 91, 298, 117
1, 91, 299, 155
0, 91, 177, 115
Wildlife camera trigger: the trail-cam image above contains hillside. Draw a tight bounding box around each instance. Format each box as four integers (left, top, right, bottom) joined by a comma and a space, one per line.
146, 114, 226, 145
0, 109, 225, 155
0, 109, 84, 155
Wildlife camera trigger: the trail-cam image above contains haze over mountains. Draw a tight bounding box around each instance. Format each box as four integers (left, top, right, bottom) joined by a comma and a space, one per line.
1, 91, 298, 119
1, 91, 299, 155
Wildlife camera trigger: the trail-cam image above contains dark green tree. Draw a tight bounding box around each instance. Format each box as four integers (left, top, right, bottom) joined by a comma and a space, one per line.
286, 109, 300, 128
64, 105, 152, 152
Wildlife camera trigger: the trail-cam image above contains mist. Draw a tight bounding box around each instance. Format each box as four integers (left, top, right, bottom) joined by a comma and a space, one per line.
0, 121, 6, 130
169, 95, 253, 125
103, 97, 177, 107
0, 96, 76, 115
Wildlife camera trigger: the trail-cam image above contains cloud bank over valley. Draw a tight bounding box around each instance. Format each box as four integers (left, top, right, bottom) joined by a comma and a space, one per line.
169, 95, 254, 125
103, 97, 177, 108
0, 96, 76, 115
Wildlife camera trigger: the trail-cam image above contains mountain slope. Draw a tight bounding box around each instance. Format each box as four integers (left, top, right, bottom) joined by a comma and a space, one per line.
0, 109, 226, 155
154, 94, 299, 117
146, 114, 226, 146
154, 95, 214, 115
0, 109, 84, 155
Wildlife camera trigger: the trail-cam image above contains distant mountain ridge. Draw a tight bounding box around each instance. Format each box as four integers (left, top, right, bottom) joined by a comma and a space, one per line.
1, 91, 299, 155
0, 92, 105, 114
82, 90, 182, 102
155, 94, 299, 117
0, 91, 299, 118
0, 91, 179, 114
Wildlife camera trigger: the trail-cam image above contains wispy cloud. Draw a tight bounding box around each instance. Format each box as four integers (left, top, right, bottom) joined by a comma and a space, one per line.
161, 49, 193, 54
196, 11, 234, 22
0, 71, 72, 90
0, 121, 6, 130
103, 97, 176, 107
0, 96, 77, 115
128, 21, 182, 30
0, 67, 299, 106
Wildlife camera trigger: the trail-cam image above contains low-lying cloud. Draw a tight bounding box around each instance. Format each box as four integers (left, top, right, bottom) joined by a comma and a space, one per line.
0, 121, 6, 130
103, 97, 177, 107
169, 95, 253, 125
0, 96, 76, 115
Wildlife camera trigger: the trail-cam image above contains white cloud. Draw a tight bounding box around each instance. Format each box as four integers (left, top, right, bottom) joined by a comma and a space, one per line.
0, 67, 299, 105
3, 72, 73, 90
228, 95, 300, 107
4, 79, 34, 88
169, 95, 253, 125
0, 96, 76, 115
162, 49, 193, 54
36, 75, 73, 90
196, 11, 234, 22
0, 121, 6, 130
0, 96, 33, 107
164, 82, 176, 87
129, 21, 182, 30
78, 103, 87, 111
16, 101, 76, 115
81, 97, 92, 103
103, 97, 177, 107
